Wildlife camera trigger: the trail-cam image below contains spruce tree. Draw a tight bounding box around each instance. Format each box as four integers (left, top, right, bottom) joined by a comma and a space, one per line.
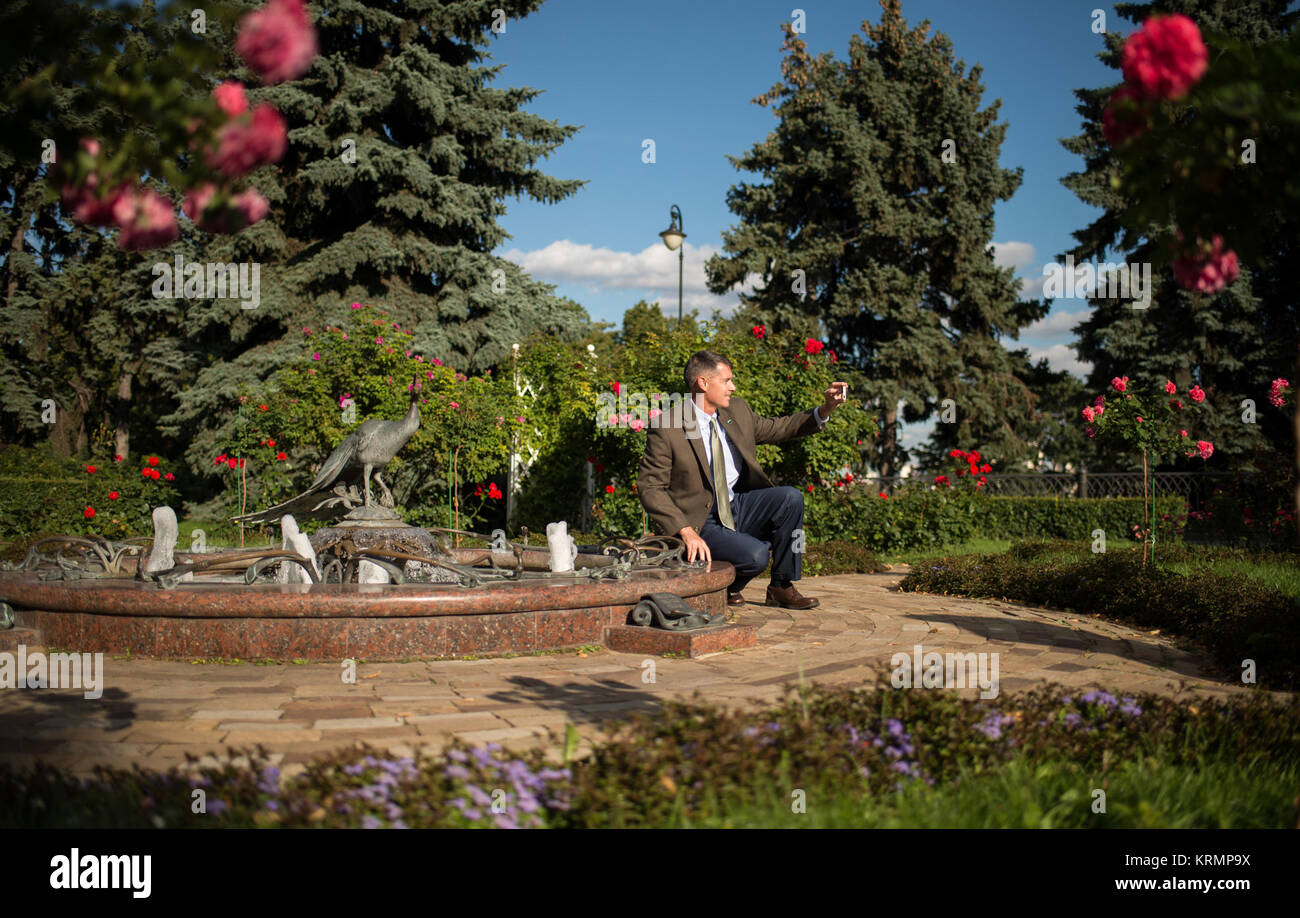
705, 0, 1044, 476
156, 0, 591, 471
1060, 0, 1298, 472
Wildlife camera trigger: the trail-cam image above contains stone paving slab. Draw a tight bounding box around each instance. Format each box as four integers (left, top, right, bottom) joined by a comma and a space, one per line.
0, 568, 1280, 776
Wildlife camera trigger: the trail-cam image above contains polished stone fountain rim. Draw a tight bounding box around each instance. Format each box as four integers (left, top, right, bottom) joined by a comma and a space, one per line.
0, 564, 731, 619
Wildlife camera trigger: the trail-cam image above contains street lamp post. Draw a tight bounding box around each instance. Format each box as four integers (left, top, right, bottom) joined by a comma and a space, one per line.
659, 204, 685, 324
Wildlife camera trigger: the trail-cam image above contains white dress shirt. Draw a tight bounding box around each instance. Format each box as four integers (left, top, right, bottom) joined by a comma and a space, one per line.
692, 399, 829, 504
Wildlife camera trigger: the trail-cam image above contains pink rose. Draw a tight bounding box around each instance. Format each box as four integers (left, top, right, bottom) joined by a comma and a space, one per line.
208, 103, 288, 177
1173, 235, 1239, 294
113, 188, 180, 251
1111, 376, 1129, 392
1189, 384, 1205, 403
62, 174, 129, 227
1085, 425, 1095, 439
233, 188, 269, 226
213, 81, 248, 117
629, 419, 644, 432
1194, 440, 1213, 459
1121, 14, 1208, 100
1164, 381, 1176, 395
1081, 406, 1096, 422
235, 0, 318, 85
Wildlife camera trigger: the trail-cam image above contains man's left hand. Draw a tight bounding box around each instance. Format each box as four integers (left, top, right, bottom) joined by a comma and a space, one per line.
821, 381, 849, 416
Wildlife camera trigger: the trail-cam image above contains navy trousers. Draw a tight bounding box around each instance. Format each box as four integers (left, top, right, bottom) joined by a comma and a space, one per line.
698, 485, 805, 593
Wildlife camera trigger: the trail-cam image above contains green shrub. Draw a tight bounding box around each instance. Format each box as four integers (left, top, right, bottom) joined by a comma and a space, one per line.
901, 543, 1300, 688
0, 446, 183, 540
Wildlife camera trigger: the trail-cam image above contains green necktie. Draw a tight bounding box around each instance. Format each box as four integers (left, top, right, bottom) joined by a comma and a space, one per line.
710, 420, 736, 530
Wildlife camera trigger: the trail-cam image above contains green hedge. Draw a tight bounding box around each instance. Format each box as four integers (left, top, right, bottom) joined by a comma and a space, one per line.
978, 495, 1187, 542
804, 484, 1186, 553
901, 541, 1300, 689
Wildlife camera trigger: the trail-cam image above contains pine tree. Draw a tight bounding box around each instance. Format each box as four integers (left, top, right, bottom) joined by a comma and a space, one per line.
1060, 0, 1299, 472
705, 0, 1045, 476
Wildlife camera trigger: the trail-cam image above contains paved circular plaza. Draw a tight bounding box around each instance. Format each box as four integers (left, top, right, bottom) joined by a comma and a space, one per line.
0, 568, 1260, 776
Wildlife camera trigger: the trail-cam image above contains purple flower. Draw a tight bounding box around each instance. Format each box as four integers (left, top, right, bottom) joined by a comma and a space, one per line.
361, 815, 382, 829
208, 800, 228, 816
445, 765, 471, 780
884, 718, 905, 737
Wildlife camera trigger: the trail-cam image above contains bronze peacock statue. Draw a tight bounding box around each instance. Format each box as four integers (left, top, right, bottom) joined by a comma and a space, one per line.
233, 377, 421, 526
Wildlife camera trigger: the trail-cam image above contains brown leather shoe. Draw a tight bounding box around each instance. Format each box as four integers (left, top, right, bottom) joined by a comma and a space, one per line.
727, 592, 746, 606
766, 582, 819, 610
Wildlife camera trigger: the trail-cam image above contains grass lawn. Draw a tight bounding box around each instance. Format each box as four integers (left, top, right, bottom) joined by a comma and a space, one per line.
671, 756, 1298, 829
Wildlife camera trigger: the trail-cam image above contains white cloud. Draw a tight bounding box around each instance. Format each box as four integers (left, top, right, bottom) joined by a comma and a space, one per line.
500, 240, 754, 316
1026, 343, 1092, 379
1020, 305, 1091, 341
991, 240, 1036, 273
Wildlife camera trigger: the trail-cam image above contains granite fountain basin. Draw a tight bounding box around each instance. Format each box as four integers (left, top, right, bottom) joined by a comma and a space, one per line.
0, 549, 736, 660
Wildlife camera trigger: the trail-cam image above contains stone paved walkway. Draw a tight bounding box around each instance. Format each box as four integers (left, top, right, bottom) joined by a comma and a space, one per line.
0, 568, 1261, 776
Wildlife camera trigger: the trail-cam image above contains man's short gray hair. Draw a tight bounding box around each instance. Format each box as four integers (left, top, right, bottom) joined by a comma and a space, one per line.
684, 350, 731, 395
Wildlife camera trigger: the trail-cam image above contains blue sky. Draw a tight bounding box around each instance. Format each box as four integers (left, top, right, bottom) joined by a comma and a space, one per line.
488, 0, 1131, 402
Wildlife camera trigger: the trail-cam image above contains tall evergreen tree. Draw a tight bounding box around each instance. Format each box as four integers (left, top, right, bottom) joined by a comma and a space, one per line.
1060, 0, 1299, 472
705, 0, 1045, 476
161, 0, 591, 471
0, 0, 209, 459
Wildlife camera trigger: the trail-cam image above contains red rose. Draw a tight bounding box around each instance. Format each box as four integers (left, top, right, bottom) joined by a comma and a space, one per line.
109, 491, 119, 500
84, 507, 95, 519
86, 465, 96, 474
268, 439, 276, 447
215, 454, 228, 465
1121, 14, 1208, 101
227, 458, 238, 469
879, 492, 888, 500
147, 456, 158, 466
752, 325, 765, 339
807, 484, 814, 492
612, 382, 620, 395
276, 452, 287, 461
488, 483, 503, 500
164, 472, 175, 482
1101, 85, 1150, 147
804, 339, 824, 355
141, 468, 151, 477
114, 454, 123, 462
980, 464, 991, 474
604, 484, 615, 494
259, 404, 268, 411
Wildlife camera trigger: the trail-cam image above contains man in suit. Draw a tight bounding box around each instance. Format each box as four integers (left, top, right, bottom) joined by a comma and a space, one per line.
637, 350, 848, 610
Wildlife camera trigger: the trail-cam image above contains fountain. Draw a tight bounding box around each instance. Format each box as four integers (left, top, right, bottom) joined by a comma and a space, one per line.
0, 387, 755, 659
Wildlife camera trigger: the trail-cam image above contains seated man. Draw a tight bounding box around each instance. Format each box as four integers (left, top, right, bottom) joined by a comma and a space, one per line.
637, 349, 848, 610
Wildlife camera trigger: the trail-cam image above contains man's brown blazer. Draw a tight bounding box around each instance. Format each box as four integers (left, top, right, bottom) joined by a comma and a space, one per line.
638, 395, 822, 536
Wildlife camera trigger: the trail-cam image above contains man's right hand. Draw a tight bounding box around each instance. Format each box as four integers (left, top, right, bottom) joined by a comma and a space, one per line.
679, 526, 711, 568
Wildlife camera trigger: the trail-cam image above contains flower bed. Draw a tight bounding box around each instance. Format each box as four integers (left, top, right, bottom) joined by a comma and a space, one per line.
2, 679, 1295, 828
